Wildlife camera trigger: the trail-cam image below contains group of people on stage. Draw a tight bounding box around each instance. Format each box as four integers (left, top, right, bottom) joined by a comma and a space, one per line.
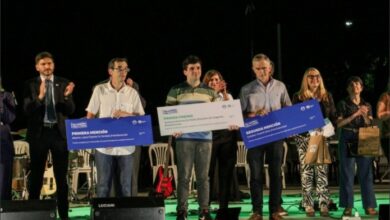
0, 51, 389, 220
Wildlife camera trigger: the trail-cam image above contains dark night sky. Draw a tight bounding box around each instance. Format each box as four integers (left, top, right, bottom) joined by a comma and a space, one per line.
1, 0, 389, 130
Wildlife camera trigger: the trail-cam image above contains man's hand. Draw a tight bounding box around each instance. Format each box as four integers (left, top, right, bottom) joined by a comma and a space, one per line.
228, 125, 240, 130
256, 108, 269, 116
172, 132, 183, 138
247, 112, 256, 118
38, 80, 46, 100
64, 82, 75, 97
112, 110, 139, 118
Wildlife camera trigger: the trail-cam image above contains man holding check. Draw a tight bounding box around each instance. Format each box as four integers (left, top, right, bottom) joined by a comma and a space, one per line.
86, 57, 144, 198
239, 53, 291, 220
165, 55, 218, 220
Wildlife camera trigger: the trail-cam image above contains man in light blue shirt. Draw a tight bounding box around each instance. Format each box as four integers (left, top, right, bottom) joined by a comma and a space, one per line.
239, 53, 291, 220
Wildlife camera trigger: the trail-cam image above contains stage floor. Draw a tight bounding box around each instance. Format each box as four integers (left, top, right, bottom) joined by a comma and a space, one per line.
66, 184, 390, 220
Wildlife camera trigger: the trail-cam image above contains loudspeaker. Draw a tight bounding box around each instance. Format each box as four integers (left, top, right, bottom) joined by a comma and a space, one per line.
379, 204, 389, 220
0, 199, 57, 220
91, 197, 165, 220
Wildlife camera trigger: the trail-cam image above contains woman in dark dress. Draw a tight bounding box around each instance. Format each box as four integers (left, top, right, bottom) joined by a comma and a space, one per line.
203, 70, 238, 214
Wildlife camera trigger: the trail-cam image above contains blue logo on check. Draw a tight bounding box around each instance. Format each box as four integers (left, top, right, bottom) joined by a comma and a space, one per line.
245, 120, 259, 127
162, 109, 178, 115
132, 120, 147, 125
71, 122, 88, 129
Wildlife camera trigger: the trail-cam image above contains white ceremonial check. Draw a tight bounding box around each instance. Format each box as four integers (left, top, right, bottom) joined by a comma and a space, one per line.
157, 100, 244, 136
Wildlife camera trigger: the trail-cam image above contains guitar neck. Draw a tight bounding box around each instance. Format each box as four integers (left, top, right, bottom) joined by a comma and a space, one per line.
163, 136, 172, 177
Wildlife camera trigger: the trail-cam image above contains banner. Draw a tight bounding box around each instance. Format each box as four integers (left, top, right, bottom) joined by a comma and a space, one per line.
240, 99, 325, 148
157, 100, 244, 136
65, 115, 153, 150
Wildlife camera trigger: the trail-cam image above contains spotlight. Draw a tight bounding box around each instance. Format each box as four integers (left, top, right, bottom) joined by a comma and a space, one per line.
345, 20, 353, 28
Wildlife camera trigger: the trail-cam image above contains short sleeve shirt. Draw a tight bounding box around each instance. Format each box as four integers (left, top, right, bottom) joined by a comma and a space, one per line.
86, 82, 145, 155
337, 97, 372, 129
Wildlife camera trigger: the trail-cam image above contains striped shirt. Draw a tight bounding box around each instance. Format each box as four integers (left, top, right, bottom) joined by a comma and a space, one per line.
165, 81, 218, 141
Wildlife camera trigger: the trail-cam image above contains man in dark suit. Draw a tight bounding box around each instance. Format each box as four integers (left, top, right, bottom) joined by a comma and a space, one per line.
23, 51, 75, 220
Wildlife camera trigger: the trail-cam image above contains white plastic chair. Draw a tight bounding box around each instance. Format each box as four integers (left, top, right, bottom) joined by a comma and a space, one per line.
264, 141, 288, 189
148, 143, 178, 188
71, 150, 93, 194
235, 141, 250, 189
12, 140, 30, 199
13, 140, 30, 157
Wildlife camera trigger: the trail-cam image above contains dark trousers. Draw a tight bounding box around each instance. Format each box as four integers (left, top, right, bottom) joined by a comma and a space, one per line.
0, 158, 13, 200
209, 132, 237, 209
247, 140, 283, 216
28, 127, 69, 219
0, 131, 14, 200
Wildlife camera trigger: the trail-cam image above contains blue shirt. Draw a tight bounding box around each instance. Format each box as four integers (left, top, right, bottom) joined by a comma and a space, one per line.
239, 78, 291, 114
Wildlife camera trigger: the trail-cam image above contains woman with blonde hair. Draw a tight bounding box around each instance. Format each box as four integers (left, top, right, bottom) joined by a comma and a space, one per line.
292, 67, 337, 217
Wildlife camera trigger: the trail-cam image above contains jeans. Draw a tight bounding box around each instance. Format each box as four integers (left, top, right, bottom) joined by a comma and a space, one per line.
247, 140, 283, 215
338, 129, 377, 208
95, 151, 134, 197
176, 140, 212, 211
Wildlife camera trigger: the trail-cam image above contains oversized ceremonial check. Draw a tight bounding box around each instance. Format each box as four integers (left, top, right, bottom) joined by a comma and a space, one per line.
157, 100, 244, 136
65, 115, 153, 150
240, 99, 325, 149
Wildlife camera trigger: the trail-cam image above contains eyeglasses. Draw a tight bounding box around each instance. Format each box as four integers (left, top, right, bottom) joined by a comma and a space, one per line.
307, 74, 321, 79
112, 67, 130, 73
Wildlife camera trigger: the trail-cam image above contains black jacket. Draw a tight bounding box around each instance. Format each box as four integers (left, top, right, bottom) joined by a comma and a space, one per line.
23, 76, 75, 140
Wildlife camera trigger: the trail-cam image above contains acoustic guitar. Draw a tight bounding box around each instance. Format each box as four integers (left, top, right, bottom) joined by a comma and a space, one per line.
41, 160, 57, 196
154, 136, 174, 198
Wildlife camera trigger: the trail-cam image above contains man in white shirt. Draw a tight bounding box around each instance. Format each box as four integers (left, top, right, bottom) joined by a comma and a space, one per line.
86, 57, 144, 197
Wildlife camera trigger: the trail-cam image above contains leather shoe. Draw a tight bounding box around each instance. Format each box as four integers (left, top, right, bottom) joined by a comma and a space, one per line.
270, 212, 283, 220
343, 207, 352, 216
365, 207, 378, 215
277, 206, 288, 216
248, 212, 262, 220
320, 206, 329, 217
305, 206, 315, 217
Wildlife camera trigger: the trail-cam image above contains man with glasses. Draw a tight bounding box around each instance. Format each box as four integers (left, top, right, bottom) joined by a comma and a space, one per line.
86, 57, 144, 198
93, 59, 146, 197
23, 51, 75, 220
239, 53, 291, 220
